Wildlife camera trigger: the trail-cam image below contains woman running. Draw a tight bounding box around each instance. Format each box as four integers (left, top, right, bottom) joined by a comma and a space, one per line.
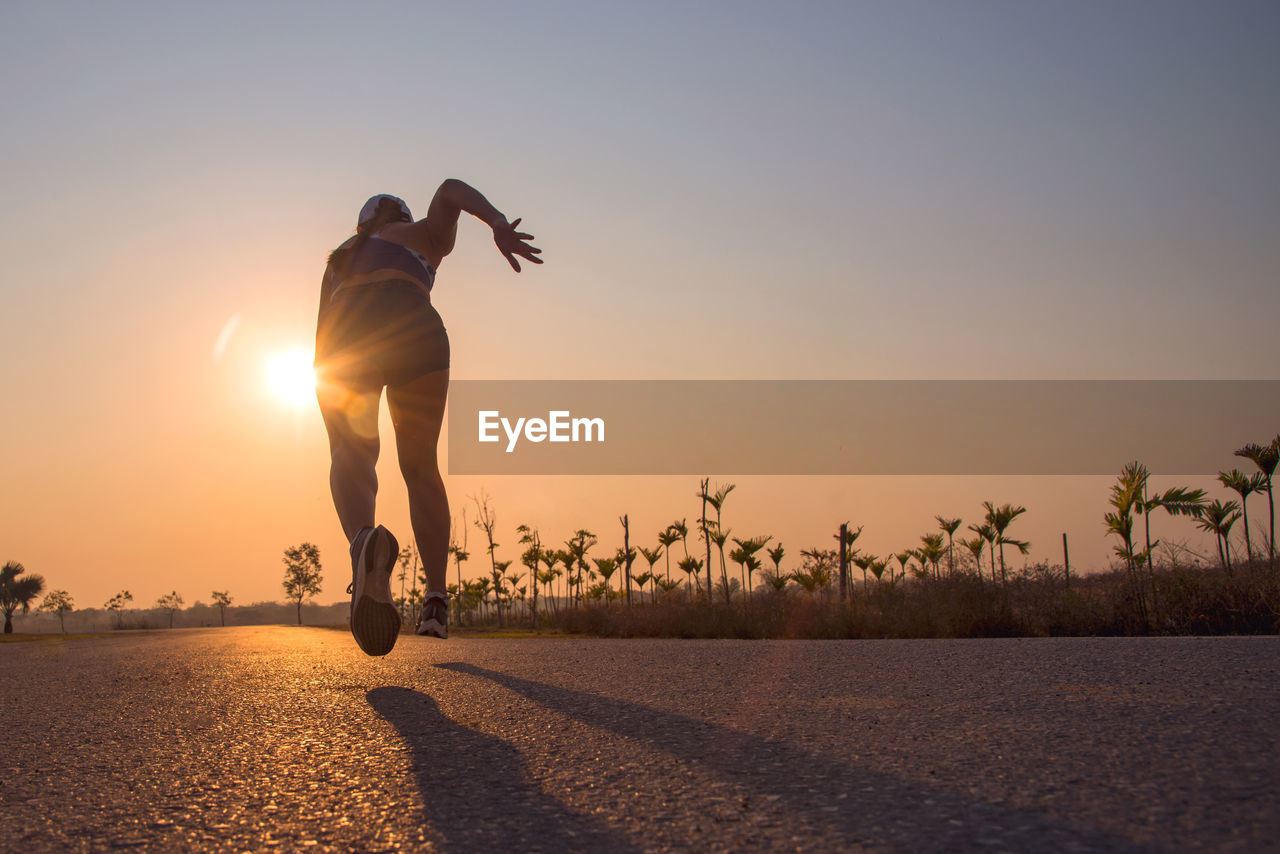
315, 183, 541, 656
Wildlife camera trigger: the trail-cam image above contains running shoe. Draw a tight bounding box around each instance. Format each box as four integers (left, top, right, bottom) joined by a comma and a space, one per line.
348, 525, 401, 656
416, 591, 449, 639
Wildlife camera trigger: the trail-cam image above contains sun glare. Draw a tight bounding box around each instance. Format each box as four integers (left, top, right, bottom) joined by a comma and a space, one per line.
265, 348, 317, 407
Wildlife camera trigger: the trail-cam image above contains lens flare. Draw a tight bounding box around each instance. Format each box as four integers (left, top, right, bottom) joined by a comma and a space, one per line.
265, 348, 317, 407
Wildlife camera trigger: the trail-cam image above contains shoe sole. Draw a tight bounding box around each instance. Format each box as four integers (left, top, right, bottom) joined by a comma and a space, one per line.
351, 526, 401, 657
415, 616, 448, 639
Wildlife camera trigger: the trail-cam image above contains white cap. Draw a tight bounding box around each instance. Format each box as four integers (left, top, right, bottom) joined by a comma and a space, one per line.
357, 194, 412, 228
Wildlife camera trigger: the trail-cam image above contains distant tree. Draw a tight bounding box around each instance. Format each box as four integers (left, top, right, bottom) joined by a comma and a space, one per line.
105, 590, 133, 630
156, 591, 185, 629
282, 543, 323, 625
1, 561, 46, 634
39, 589, 74, 633
473, 492, 504, 627
211, 591, 233, 627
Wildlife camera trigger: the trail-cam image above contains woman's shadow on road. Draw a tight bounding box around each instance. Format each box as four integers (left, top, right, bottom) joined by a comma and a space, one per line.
366, 686, 639, 853
426, 662, 1142, 853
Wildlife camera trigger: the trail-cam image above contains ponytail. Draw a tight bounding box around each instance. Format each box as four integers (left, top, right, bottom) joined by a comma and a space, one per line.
327, 197, 412, 274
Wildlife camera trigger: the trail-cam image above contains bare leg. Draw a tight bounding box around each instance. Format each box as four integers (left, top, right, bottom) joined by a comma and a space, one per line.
387, 368, 450, 593
317, 381, 382, 542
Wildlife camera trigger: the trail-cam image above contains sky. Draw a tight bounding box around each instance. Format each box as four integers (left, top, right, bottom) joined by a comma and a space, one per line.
2, 1, 1278, 608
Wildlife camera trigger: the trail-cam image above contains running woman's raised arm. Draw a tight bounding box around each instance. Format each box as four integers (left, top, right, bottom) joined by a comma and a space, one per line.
419, 179, 543, 272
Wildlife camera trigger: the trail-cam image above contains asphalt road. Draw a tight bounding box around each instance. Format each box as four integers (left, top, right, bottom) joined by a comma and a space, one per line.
1, 627, 1276, 853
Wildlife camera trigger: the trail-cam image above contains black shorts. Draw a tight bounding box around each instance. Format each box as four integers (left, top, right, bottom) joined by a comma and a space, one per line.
315, 280, 450, 389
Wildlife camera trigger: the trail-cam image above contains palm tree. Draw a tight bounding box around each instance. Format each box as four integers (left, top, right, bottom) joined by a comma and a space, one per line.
767, 543, 785, 585
678, 555, 704, 593
983, 501, 1029, 585
657, 527, 680, 583
853, 555, 873, 590
518, 525, 542, 625
1234, 436, 1278, 567
710, 525, 733, 604
1, 562, 45, 634
1218, 469, 1266, 563
639, 546, 664, 599
564, 529, 597, 606
833, 525, 862, 596
1135, 480, 1205, 617
1106, 463, 1151, 620
919, 533, 945, 580
1196, 499, 1242, 574
1135, 480, 1206, 572
698, 481, 735, 603
907, 548, 929, 580
671, 519, 690, 562
536, 568, 560, 614
893, 551, 912, 585
539, 548, 561, 613
730, 536, 771, 600
960, 536, 985, 579
967, 523, 996, 583
633, 571, 654, 604
557, 548, 577, 604
593, 558, 619, 605
936, 517, 962, 577
615, 540, 637, 607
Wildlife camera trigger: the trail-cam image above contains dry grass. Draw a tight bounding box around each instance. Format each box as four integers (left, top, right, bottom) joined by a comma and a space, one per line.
538, 559, 1280, 639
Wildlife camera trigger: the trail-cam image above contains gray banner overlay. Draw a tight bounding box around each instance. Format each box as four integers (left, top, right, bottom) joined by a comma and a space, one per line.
446, 381, 1280, 475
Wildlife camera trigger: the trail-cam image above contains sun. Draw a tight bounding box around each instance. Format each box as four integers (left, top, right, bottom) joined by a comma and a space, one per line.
264, 348, 317, 407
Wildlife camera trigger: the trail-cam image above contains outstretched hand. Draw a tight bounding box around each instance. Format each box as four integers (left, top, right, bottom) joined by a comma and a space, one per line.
493, 218, 543, 272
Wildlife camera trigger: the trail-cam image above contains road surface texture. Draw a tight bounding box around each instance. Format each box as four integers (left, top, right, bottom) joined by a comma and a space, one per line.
1, 628, 1276, 853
